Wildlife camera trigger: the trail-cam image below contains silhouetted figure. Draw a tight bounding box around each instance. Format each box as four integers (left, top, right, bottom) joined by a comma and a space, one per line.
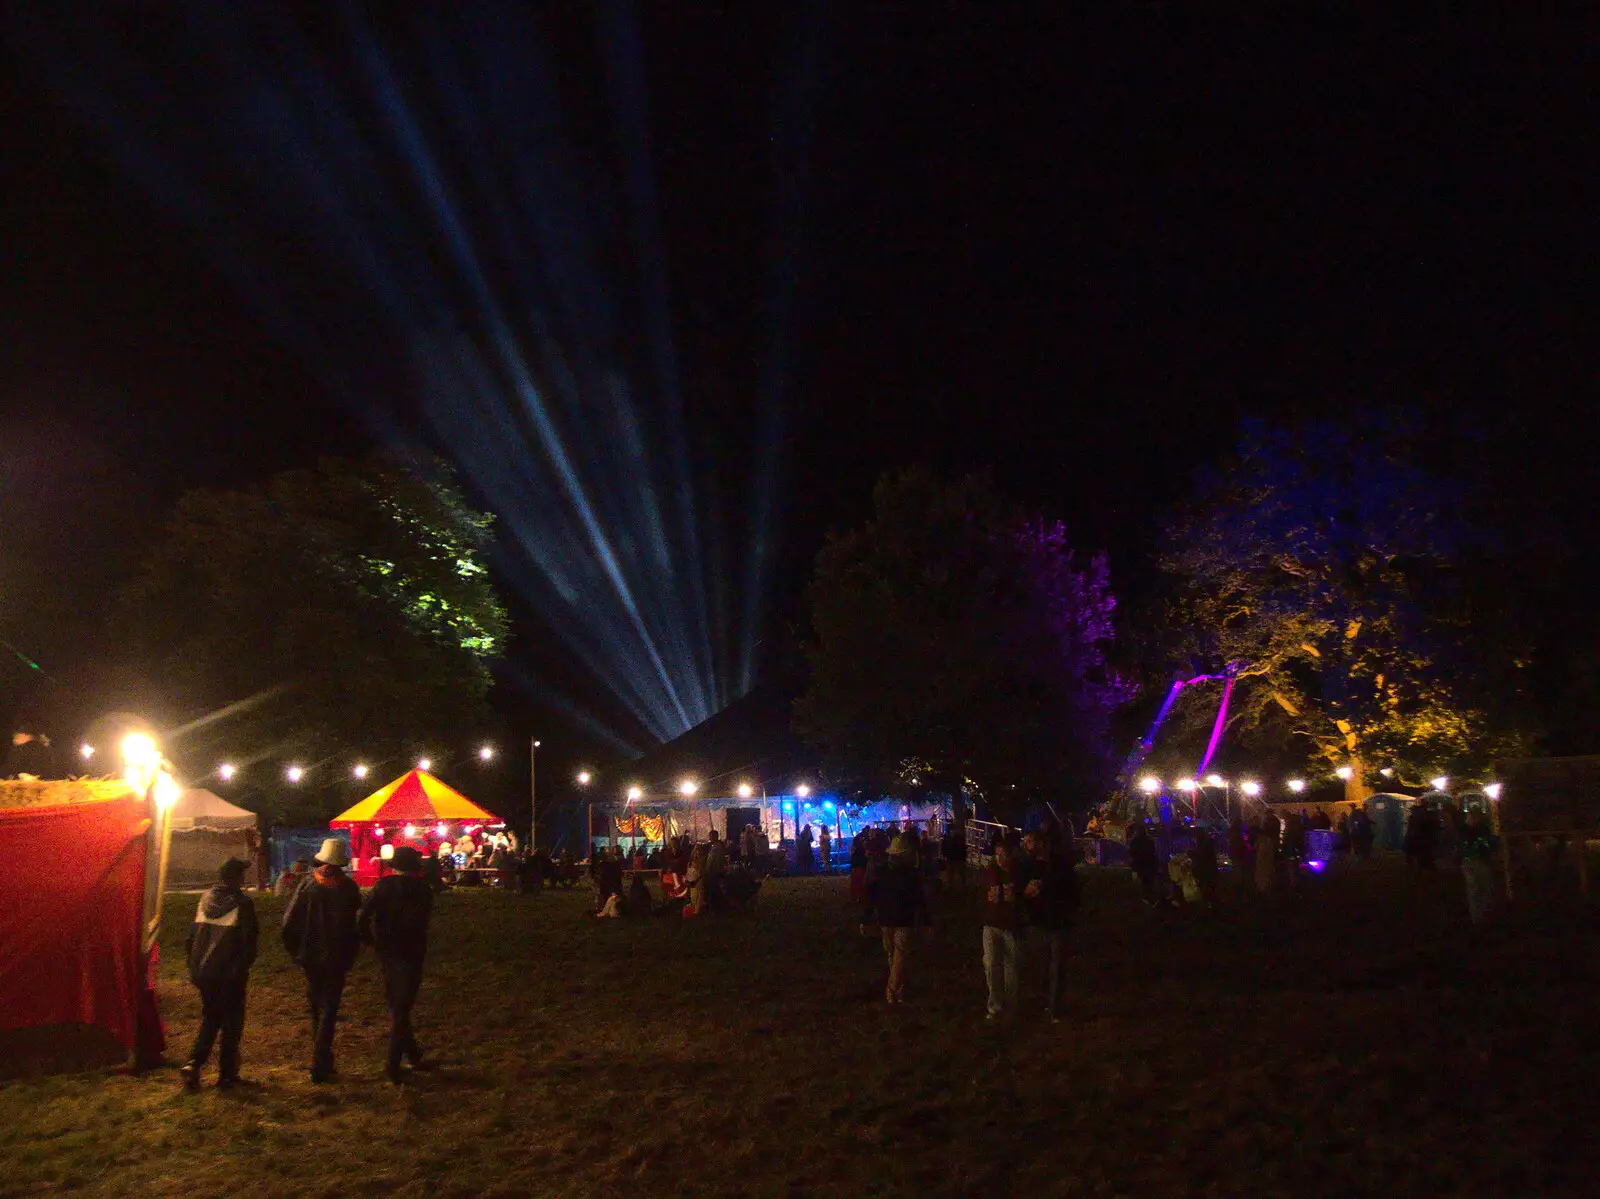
281, 839, 362, 1083
1189, 830, 1220, 911
358, 845, 434, 1084
180, 858, 258, 1091
796, 824, 815, 875
1128, 824, 1161, 905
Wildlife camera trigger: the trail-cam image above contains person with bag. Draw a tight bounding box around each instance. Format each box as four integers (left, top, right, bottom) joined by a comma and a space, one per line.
281, 838, 362, 1083
358, 845, 435, 1084
180, 858, 259, 1091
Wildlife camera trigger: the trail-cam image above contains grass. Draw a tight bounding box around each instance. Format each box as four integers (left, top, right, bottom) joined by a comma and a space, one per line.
2, 858, 1598, 1198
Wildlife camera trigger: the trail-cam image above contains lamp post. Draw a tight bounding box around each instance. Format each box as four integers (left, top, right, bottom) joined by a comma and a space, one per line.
529, 738, 541, 852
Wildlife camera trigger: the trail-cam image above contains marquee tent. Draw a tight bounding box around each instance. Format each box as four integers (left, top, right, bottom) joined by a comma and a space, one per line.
331, 770, 502, 885
166, 788, 258, 889
0, 779, 156, 1076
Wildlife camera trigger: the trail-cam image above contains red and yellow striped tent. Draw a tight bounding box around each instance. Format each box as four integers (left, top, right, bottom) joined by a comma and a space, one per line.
330, 770, 502, 883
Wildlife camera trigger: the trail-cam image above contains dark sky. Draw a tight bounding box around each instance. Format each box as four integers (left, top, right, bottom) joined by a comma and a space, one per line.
3, 7, 1596, 754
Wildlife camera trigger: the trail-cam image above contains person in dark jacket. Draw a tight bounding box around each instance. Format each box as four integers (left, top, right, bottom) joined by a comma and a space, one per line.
358, 845, 434, 1083
862, 834, 933, 1004
180, 858, 259, 1090
1020, 830, 1080, 1022
1188, 830, 1220, 912
595, 848, 624, 914
282, 838, 363, 1083
1127, 823, 1161, 905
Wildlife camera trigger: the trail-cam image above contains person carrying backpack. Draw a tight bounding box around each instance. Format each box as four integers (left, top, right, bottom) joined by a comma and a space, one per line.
358, 845, 436, 1083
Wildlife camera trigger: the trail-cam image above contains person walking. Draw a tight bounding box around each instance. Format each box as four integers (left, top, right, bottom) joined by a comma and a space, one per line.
863, 833, 933, 1003
358, 845, 435, 1084
1020, 830, 1079, 1023
282, 838, 362, 1083
179, 858, 258, 1091
981, 837, 1024, 1021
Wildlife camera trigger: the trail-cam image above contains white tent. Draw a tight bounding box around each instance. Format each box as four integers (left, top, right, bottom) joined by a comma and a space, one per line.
169, 789, 257, 832
167, 789, 259, 888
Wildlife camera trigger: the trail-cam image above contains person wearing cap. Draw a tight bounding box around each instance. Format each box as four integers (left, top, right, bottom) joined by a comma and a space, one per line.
281, 837, 363, 1083
862, 833, 933, 1004
358, 845, 435, 1083
180, 858, 259, 1091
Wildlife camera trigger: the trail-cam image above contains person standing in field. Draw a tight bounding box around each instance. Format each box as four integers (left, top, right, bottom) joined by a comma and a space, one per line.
819, 824, 832, 873
180, 858, 258, 1091
982, 836, 1024, 1021
358, 845, 435, 1084
1020, 829, 1079, 1023
1127, 822, 1161, 905
1254, 813, 1280, 894
1459, 810, 1499, 924
796, 823, 815, 875
282, 838, 363, 1083
863, 833, 934, 1004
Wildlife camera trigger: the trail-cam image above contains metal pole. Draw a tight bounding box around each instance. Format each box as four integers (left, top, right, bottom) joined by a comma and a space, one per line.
529, 738, 540, 852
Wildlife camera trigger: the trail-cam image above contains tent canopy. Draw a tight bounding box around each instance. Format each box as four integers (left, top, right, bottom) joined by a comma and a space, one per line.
169, 788, 257, 832
330, 770, 499, 826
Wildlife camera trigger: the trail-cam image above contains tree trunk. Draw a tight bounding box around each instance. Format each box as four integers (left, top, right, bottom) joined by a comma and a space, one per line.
1344, 757, 1375, 804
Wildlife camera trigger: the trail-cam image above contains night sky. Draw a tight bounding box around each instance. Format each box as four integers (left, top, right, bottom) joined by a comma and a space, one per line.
2, 7, 1595, 760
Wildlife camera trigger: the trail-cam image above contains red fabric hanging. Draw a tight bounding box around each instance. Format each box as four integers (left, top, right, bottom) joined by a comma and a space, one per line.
0, 796, 150, 1050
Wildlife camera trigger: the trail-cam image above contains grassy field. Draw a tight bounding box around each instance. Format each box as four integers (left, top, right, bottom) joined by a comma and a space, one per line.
2, 857, 1598, 1198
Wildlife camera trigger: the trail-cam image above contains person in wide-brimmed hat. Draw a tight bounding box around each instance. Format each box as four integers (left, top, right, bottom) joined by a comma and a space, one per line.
281, 838, 362, 1083
358, 845, 435, 1083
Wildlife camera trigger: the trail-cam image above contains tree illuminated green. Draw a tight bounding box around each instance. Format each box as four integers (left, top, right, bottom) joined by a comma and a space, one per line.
118, 455, 507, 786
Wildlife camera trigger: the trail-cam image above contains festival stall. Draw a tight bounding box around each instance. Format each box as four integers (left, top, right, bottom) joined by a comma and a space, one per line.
0, 777, 168, 1076
165, 788, 258, 889
330, 769, 503, 886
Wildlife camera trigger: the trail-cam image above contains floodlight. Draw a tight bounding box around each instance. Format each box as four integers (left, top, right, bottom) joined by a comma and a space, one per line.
1138, 776, 1161, 794
1287, 779, 1306, 793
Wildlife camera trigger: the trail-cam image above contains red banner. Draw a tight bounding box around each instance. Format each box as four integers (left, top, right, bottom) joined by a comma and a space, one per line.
0, 796, 150, 1049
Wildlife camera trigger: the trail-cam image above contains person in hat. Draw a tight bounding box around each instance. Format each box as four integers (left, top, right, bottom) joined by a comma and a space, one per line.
180, 858, 259, 1091
358, 845, 435, 1083
862, 833, 933, 1004
281, 837, 362, 1083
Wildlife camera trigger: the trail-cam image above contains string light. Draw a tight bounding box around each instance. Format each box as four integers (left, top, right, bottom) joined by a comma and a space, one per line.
353, 763, 369, 779
1287, 779, 1306, 793
576, 770, 592, 786
286, 765, 304, 783
479, 745, 495, 761
80, 743, 95, 760
218, 763, 237, 781
417, 758, 432, 771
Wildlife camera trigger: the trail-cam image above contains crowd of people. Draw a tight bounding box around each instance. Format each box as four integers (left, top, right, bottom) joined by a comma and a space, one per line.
1117, 795, 1500, 923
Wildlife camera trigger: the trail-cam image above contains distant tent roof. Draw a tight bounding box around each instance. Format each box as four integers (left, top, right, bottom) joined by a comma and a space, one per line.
616, 685, 820, 803
170, 788, 257, 832
330, 770, 498, 825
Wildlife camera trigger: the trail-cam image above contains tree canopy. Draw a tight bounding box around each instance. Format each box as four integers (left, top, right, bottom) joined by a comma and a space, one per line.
1157, 413, 1525, 798
118, 455, 508, 788
794, 469, 1128, 817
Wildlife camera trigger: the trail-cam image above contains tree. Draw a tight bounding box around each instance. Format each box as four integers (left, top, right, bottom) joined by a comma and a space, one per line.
1158, 413, 1525, 801
117, 455, 508, 792
794, 469, 1128, 817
